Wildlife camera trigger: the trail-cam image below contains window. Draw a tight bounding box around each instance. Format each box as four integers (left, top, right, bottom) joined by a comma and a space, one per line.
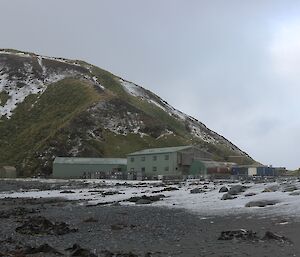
141, 167, 145, 172
141, 156, 145, 161
165, 166, 169, 171
130, 157, 134, 162
152, 166, 157, 172
165, 155, 169, 160
153, 155, 157, 161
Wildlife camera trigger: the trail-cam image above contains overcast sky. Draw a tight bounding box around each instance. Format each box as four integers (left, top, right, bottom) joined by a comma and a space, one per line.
1, 0, 299, 169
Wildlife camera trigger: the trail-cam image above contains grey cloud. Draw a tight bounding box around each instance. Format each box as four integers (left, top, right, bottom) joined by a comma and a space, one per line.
1, 0, 300, 169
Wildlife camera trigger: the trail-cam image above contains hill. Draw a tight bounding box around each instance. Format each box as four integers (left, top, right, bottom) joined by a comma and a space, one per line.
0, 49, 253, 176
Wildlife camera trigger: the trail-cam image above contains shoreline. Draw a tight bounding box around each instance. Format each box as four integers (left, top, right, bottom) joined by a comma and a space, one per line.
1, 178, 300, 256
0, 197, 300, 257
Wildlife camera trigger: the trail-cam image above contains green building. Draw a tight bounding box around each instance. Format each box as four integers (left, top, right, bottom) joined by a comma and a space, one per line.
127, 145, 213, 178
52, 157, 127, 179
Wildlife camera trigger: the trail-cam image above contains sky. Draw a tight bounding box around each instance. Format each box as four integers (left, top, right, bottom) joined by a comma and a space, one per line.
1, 0, 299, 169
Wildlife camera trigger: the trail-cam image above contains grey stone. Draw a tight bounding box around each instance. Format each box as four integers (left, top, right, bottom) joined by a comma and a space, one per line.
228, 185, 247, 195
221, 193, 237, 200
219, 186, 229, 193
289, 191, 300, 196
190, 188, 204, 194
282, 185, 298, 192
136, 199, 152, 205
245, 200, 279, 207
262, 185, 279, 192
245, 192, 257, 197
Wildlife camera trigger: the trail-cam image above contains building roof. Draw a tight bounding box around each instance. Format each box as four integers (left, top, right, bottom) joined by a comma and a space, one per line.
127, 146, 193, 156
200, 160, 236, 168
53, 157, 127, 165
233, 164, 270, 168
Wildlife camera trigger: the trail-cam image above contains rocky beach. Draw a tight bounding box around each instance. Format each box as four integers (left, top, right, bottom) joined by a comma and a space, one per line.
0, 178, 300, 257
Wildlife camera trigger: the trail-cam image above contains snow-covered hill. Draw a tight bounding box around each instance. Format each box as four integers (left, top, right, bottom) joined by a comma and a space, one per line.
0, 49, 252, 175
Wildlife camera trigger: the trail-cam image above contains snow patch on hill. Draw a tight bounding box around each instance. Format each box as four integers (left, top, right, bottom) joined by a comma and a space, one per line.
0, 51, 102, 118
120, 79, 219, 144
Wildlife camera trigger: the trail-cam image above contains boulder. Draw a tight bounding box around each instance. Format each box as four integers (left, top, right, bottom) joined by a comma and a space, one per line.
190, 188, 205, 194
221, 193, 237, 200
59, 190, 75, 194
127, 194, 165, 203
136, 199, 152, 205
102, 191, 122, 196
245, 192, 257, 197
245, 200, 279, 208
219, 186, 229, 193
152, 187, 179, 193
282, 184, 298, 192
289, 191, 300, 196
262, 185, 279, 192
262, 231, 292, 244
228, 185, 247, 195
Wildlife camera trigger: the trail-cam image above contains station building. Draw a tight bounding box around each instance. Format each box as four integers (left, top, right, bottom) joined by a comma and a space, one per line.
126, 145, 214, 179
52, 157, 127, 179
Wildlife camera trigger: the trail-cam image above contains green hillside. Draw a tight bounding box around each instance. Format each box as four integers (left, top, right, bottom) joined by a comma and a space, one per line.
0, 50, 254, 176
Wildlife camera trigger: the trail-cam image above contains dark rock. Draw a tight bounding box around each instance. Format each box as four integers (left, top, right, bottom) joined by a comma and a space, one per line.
152, 186, 179, 193
228, 185, 248, 195
221, 193, 237, 200
219, 186, 229, 193
87, 201, 117, 207
102, 191, 122, 196
60, 190, 75, 194
127, 194, 165, 203
111, 201, 121, 206
282, 185, 298, 192
101, 250, 138, 257
66, 244, 97, 257
136, 199, 152, 204
218, 229, 258, 241
262, 231, 292, 244
190, 188, 205, 194
245, 200, 279, 207
262, 185, 279, 192
245, 192, 257, 197
16, 216, 78, 235
25, 243, 63, 255
289, 191, 300, 196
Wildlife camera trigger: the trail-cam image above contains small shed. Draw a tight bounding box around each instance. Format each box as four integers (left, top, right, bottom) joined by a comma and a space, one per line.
189, 160, 206, 177
52, 157, 127, 179
0, 166, 17, 178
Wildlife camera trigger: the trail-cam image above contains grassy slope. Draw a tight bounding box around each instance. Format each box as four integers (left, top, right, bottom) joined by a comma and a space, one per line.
0, 78, 101, 175
90, 66, 253, 161
0, 61, 253, 175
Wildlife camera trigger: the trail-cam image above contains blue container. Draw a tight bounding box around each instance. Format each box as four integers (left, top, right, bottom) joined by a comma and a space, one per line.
257, 167, 275, 176
231, 167, 248, 175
